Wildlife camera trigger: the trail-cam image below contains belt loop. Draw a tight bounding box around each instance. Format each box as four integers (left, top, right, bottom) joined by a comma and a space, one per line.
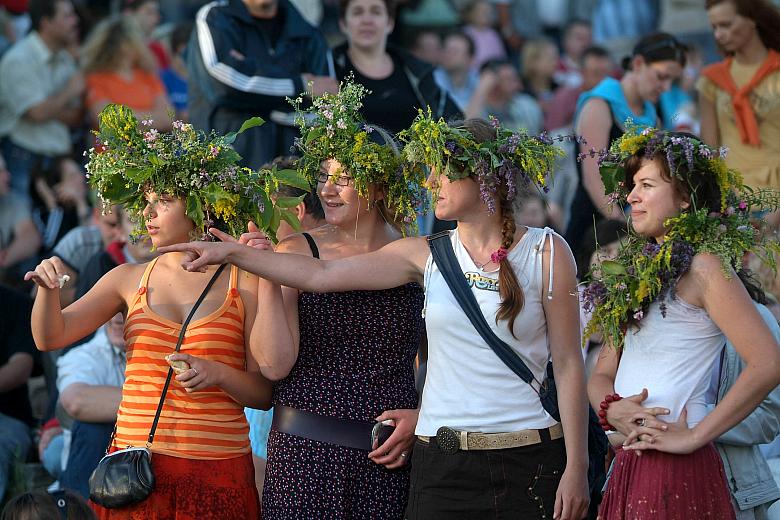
460, 430, 468, 450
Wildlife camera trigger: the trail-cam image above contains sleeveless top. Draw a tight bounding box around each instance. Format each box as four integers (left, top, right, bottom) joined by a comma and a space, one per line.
271, 233, 423, 421
114, 258, 251, 459
614, 296, 725, 428
565, 77, 656, 253
416, 227, 561, 436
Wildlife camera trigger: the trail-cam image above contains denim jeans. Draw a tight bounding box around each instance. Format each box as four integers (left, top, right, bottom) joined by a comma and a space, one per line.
41, 432, 64, 479
0, 412, 31, 501
405, 435, 566, 520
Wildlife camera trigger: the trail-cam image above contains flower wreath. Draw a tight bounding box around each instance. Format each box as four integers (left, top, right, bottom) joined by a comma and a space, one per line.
399, 109, 570, 214
86, 104, 310, 243
289, 78, 426, 234
581, 125, 780, 349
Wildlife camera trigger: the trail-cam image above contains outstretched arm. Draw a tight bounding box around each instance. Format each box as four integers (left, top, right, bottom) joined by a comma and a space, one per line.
157, 228, 429, 292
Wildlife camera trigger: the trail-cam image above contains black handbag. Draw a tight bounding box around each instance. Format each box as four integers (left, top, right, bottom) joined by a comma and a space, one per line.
89, 264, 227, 509
427, 232, 608, 494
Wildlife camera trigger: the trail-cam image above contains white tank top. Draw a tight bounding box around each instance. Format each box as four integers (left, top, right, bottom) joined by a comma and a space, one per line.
614, 296, 725, 427
415, 227, 560, 435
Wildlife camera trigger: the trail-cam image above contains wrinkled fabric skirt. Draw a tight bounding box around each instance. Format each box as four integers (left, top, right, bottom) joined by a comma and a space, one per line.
598, 443, 735, 520
92, 451, 259, 520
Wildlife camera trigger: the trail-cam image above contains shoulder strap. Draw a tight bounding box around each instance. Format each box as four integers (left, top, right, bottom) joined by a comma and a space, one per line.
427, 232, 542, 391
301, 232, 320, 259
146, 263, 228, 446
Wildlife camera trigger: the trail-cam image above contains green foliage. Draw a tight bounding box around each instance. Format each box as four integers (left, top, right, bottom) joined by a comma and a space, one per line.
86, 104, 309, 242
289, 78, 426, 235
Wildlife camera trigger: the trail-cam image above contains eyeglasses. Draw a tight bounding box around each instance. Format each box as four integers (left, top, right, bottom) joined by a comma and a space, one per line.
317, 172, 354, 186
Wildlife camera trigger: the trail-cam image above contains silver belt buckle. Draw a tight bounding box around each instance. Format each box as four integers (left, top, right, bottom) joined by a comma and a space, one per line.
435, 426, 460, 454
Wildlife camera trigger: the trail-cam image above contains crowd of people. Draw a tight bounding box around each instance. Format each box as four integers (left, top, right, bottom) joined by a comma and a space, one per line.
1, 0, 780, 519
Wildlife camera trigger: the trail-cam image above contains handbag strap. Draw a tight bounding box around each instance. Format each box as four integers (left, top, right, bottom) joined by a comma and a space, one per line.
427, 231, 543, 393
146, 263, 228, 446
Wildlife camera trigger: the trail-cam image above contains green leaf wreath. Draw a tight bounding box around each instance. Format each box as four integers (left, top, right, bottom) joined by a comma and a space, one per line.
86, 104, 310, 243
581, 126, 780, 349
289, 77, 426, 235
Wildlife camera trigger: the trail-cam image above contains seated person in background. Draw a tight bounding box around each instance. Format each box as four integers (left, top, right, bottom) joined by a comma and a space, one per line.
29, 157, 91, 259
0, 153, 41, 286
68, 209, 156, 347
466, 59, 543, 134
56, 313, 126, 498
544, 46, 612, 132
81, 15, 172, 131
0, 285, 37, 503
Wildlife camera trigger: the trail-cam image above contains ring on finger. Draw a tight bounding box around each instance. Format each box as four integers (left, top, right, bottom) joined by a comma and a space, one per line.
192, 367, 199, 376
399, 452, 408, 459
637, 417, 647, 427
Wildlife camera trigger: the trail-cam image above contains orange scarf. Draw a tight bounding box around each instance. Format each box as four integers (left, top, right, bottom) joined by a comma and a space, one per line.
701, 49, 780, 146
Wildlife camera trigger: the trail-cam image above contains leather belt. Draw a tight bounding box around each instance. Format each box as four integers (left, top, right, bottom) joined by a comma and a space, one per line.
271, 405, 375, 451
417, 423, 563, 454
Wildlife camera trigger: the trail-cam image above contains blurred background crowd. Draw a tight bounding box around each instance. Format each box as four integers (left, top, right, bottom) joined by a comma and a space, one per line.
1, 0, 780, 515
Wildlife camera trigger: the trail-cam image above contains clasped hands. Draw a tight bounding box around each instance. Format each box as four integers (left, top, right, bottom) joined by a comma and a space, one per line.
607, 388, 700, 455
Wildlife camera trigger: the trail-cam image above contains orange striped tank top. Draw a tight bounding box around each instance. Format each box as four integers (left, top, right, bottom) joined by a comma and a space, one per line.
114, 258, 251, 460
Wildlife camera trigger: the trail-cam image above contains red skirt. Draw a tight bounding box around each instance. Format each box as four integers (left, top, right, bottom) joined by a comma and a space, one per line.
92, 451, 259, 520
598, 444, 735, 520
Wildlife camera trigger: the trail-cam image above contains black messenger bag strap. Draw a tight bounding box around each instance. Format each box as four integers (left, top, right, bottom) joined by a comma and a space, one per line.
146, 263, 228, 446
427, 231, 542, 393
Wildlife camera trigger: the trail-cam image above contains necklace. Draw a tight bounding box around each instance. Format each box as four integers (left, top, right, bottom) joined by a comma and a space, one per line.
473, 258, 492, 270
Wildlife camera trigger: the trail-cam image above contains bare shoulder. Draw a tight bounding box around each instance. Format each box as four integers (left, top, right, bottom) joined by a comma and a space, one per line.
689, 252, 733, 281
276, 232, 317, 255
578, 97, 610, 121
537, 231, 575, 263
679, 252, 739, 305
396, 235, 432, 264
105, 261, 147, 288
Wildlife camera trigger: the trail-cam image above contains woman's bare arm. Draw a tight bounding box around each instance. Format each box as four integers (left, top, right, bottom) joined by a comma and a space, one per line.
26, 259, 133, 350
251, 234, 309, 380
158, 231, 429, 292
698, 95, 720, 147
576, 98, 623, 220
542, 235, 590, 520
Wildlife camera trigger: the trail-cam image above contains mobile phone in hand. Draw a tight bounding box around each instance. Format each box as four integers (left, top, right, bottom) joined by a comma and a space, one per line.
371, 420, 395, 449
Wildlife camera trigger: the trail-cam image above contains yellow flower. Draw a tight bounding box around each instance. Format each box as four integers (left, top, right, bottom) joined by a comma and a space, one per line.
213, 197, 238, 221
617, 134, 647, 155
636, 280, 650, 301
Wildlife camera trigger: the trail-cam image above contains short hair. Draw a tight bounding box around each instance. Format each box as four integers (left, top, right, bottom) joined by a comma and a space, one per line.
563, 18, 591, 36
580, 45, 610, 66
170, 22, 193, 53
339, 0, 397, 20
479, 58, 515, 74
444, 30, 475, 57
28, 0, 66, 32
